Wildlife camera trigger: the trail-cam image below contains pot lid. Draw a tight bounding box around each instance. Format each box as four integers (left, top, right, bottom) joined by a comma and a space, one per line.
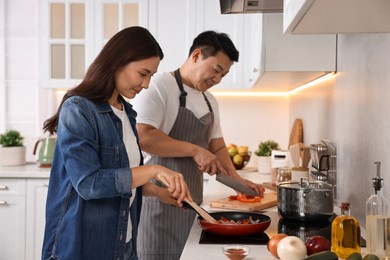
279, 178, 332, 190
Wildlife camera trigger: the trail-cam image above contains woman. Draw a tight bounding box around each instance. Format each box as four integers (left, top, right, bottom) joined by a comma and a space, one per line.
41, 26, 192, 260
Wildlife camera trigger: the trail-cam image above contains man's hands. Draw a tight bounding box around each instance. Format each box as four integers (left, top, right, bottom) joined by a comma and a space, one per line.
193, 147, 228, 175
233, 175, 266, 197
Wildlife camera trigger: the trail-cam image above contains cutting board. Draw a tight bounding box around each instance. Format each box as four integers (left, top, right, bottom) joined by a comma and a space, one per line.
288, 118, 303, 148
262, 182, 278, 192
209, 193, 278, 212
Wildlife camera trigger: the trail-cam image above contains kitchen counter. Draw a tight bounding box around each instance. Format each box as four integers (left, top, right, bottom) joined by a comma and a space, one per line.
181, 168, 366, 260
181, 168, 280, 260
0, 162, 51, 178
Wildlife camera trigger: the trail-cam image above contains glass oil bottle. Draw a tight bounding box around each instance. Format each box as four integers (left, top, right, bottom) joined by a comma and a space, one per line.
331, 202, 361, 258
366, 161, 390, 260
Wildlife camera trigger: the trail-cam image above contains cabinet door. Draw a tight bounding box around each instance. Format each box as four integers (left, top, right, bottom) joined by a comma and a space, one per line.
147, 0, 198, 73
25, 179, 49, 260
147, 0, 254, 90
0, 179, 26, 260
196, 0, 246, 90
40, 0, 147, 89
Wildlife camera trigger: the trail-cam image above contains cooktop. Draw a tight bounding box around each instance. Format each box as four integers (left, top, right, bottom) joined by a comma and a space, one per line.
199, 211, 366, 247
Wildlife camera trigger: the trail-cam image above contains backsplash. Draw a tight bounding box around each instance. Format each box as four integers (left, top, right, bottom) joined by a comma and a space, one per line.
289, 33, 390, 226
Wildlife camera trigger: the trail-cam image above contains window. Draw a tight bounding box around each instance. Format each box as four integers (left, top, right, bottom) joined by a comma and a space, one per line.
40, 0, 146, 89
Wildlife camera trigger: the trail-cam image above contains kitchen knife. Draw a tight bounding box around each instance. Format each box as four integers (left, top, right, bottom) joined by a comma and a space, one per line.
216, 174, 260, 197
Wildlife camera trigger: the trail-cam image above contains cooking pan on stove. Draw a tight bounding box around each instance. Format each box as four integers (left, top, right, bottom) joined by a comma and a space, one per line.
197, 211, 271, 236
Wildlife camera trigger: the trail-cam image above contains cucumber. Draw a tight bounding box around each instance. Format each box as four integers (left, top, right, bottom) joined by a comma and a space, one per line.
363, 254, 380, 260
346, 252, 362, 260
304, 251, 338, 260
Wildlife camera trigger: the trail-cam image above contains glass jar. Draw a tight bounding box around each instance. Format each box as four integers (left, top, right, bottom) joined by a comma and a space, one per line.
331, 202, 361, 258
276, 167, 291, 185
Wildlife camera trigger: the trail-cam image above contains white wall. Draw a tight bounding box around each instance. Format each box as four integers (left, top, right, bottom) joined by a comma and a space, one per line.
215, 95, 290, 167
2, 0, 61, 162
290, 33, 390, 225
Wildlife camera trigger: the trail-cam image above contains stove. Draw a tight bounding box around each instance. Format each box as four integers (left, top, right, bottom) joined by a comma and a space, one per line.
199, 211, 366, 247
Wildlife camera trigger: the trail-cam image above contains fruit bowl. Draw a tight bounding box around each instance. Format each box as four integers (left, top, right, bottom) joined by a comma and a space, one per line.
227, 144, 251, 170
231, 152, 251, 170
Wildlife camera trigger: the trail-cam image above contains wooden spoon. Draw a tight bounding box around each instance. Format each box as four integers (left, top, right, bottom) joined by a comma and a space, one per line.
158, 178, 219, 224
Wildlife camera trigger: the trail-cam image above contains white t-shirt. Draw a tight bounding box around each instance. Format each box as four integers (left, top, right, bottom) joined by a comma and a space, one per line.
131, 72, 223, 140
111, 105, 140, 242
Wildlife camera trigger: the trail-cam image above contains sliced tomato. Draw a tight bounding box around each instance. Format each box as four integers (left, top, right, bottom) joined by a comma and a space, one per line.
229, 195, 238, 201
236, 194, 262, 203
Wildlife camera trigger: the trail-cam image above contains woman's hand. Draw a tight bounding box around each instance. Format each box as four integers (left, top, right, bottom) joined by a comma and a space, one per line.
157, 188, 186, 207
155, 166, 193, 204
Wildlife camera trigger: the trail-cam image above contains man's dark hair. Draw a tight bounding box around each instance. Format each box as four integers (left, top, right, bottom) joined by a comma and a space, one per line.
189, 31, 239, 62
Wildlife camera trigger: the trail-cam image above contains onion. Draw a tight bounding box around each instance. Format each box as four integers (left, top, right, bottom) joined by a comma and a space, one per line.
267, 233, 288, 258
277, 236, 307, 260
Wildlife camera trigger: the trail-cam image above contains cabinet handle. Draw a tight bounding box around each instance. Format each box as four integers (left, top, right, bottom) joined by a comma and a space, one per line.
0, 185, 8, 190
0, 201, 8, 205
42, 183, 49, 187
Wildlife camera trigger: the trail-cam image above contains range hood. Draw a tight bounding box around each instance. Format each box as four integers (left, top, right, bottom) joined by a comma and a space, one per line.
220, 0, 283, 14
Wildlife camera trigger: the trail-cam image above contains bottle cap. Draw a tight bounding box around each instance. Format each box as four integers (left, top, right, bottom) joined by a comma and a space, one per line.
340, 202, 350, 210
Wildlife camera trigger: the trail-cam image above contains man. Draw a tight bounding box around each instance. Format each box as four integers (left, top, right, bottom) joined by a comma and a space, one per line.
132, 31, 264, 260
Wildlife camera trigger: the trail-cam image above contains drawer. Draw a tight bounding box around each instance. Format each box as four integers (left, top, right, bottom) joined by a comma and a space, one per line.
0, 179, 26, 195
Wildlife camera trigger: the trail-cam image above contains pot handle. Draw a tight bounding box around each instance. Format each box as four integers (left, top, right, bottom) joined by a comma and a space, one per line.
300, 177, 310, 188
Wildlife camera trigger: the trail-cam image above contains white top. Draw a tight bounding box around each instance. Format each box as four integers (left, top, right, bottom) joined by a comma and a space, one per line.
111, 105, 140, 242
131, 72, 223, 141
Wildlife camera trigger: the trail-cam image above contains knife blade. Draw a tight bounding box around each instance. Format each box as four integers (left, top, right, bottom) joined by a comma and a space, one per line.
216, 174, 260, 197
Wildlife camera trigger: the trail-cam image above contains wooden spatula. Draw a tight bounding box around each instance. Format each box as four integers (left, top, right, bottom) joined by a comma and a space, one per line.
158, 178, 218, 224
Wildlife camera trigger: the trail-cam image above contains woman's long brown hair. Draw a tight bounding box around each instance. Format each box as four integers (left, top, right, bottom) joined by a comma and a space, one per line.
43, 26, 164, 134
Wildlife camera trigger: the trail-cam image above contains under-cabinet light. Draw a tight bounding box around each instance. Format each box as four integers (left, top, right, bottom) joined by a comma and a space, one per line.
210, 91, 289, 97
289, 72, 336, 95
210, 72, 336, 96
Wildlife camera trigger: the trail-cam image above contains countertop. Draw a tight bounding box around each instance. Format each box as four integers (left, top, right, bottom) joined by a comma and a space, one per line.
181, 168, 280, 260
180, 167, 366, 260
0, 162, 51, 178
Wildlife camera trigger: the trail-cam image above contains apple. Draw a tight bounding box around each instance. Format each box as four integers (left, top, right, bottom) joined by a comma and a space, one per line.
277, 236, 307, 260
228, 147, 238, 157
232, 154, 243, 165
237, 146, 249, 156
305, 235, 330, 256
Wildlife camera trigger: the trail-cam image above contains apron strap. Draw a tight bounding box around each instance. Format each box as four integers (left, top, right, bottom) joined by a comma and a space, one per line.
174, 68, 213, 113
201, 92, 213, 112
174, 69, 187, 107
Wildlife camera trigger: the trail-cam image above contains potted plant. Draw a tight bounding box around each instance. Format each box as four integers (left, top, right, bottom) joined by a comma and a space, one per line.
255, 140, 280, 174
0, 129, 26, 166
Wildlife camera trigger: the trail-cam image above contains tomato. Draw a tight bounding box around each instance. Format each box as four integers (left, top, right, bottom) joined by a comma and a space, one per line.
229, 195, 238, 200
237, 194, 262, 203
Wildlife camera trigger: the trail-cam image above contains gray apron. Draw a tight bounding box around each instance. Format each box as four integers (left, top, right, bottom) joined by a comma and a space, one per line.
137, 69, 214, 260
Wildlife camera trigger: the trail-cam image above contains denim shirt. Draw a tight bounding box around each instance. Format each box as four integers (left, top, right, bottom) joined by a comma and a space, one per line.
42, 96, 143, 260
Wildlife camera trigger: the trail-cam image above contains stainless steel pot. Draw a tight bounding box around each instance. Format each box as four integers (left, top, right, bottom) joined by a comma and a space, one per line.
278, 178, 333, 221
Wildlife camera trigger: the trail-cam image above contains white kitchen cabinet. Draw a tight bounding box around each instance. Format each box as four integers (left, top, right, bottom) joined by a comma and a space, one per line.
26, 179, 49, 260
0, 177, 49, 260
0, 179, 27, 260
250, 13, 336, 92
283, 0, 390, 34
40, 0, 148, 89
147, 0, 260, 90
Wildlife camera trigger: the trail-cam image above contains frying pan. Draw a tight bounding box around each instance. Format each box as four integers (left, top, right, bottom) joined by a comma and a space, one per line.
197, 211, 271, 236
